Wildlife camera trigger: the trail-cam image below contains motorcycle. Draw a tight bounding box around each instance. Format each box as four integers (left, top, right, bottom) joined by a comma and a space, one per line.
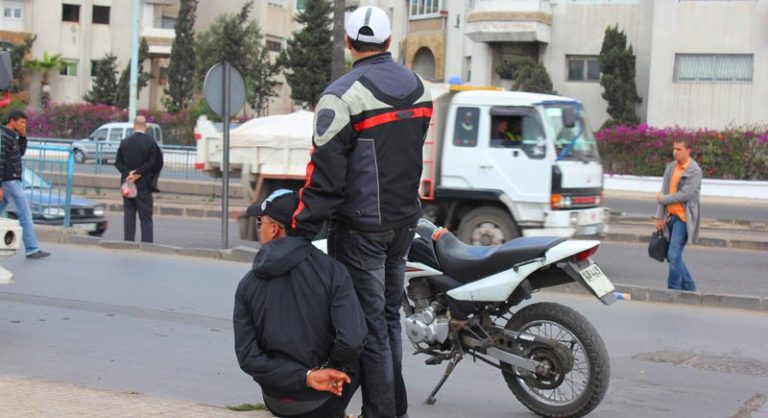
401, 219, 615, 418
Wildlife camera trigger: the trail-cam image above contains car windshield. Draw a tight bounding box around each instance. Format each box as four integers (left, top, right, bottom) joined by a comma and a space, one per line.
22, 166, 53, 190
542, 105, 600, 162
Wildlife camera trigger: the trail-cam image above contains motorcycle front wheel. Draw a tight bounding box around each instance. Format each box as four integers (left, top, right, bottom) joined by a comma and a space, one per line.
501, 302, 610, 418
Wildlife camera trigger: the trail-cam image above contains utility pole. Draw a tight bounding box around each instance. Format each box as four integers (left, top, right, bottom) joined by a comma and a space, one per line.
129, 0, 140, 122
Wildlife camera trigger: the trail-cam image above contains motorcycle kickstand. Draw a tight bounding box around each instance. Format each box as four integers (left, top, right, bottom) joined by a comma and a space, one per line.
424, 348, 463, 405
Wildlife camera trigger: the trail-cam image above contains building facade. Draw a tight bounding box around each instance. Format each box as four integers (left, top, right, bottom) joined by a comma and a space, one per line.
388, 0, 767, 130
0, 0, 176, 110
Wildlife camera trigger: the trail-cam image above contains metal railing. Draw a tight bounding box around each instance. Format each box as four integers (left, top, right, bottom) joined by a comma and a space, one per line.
28, 137, 202, 180
22, 144, 75, 227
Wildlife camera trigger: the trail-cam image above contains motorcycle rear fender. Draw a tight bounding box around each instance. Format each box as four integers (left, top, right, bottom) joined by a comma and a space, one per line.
446, 240, 603, 303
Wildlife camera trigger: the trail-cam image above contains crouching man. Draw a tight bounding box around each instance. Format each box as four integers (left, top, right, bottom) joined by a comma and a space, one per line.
234, 189, 367, 418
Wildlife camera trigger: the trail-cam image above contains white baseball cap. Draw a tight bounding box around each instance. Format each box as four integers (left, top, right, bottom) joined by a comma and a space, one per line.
346, 6, 391, 44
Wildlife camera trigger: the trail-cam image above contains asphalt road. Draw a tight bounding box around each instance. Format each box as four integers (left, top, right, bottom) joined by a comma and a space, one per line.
1, 244, 766, 417
100, 213, 768, 298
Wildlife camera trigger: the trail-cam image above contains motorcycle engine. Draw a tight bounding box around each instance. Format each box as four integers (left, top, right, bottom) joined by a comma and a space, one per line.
405, 278, 450, 345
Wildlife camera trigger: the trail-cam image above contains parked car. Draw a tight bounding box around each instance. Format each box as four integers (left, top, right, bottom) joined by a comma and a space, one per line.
70, 122, 163, 164
4, 166, 108, 236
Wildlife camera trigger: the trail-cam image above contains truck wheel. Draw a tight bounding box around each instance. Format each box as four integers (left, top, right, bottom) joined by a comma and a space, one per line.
457, 206, 519, 246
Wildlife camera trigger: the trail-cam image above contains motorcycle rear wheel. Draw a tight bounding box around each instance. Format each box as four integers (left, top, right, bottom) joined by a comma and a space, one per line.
501, 302, 610, 418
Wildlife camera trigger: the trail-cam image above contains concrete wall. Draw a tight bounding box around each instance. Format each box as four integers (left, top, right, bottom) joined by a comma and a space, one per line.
645, 0, 767, 129
546, 0, 653, 129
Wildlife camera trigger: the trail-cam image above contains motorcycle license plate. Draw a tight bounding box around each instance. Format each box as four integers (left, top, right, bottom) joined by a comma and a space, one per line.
579, 264, 614, 297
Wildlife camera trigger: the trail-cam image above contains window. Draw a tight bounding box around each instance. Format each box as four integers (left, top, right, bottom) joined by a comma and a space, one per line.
490, 110, 547, 159
161, 16, 176, 29
567, 56, 600, 82
109, 128, 125, 142
92, 5, 109, 24
159, 66, 168, 85
91, 128, 108, 141
453, 107, 479, 147
62, 4, 80, 22
295, 0, 306, 12
90, 60, 98, 77
266, 38, 283, 53
60, 60, 78, 76
463, 56, 472, 82
674, 54, 753, 83
3, 1, 23, 20
410, 0, 441, 18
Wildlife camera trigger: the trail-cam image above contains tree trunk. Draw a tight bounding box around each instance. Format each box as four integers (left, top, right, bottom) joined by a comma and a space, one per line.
330, 0, 346, 82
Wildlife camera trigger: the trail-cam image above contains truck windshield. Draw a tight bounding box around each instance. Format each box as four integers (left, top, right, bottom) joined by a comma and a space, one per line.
542, 105, 600, 162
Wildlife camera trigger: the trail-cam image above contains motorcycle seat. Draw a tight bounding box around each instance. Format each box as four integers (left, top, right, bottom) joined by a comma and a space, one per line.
434, 231, 566, 284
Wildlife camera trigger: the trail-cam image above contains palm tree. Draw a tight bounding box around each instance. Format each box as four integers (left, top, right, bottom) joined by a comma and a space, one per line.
24, 52, 65, 107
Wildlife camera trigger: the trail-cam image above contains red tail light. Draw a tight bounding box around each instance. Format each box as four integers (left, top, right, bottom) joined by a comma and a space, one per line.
194, 133, 202, 140
194, 162, 205, 170
574, 244, 599, 262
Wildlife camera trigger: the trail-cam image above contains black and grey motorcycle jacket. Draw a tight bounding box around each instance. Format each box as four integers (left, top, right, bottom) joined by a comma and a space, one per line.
292, 52, 433, 238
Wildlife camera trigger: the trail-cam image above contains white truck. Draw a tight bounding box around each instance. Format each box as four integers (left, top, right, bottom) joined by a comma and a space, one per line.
195, 84, 607, 243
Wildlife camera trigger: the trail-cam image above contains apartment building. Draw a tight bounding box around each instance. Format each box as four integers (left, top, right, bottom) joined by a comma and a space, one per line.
0, 0, 177, 110
195, 0, 302, 115
386, 0, 767, 129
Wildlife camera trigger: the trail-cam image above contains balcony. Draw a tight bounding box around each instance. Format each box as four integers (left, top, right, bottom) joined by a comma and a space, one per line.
465, 0, 552, 43
141, 27, 175, 56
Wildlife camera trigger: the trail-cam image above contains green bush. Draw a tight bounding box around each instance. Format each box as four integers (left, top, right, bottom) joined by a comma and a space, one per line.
596, 124, 768, 180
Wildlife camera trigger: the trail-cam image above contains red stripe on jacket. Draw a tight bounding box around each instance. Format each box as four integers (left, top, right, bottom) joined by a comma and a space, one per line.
353, 107, 433, 132
292, 148, 316, 230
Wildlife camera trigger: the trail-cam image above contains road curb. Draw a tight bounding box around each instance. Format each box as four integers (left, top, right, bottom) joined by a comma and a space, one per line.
546, 283, 768, 313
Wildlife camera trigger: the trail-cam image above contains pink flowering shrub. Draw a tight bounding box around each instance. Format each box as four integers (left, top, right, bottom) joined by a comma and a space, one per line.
596, 124, 768, 180
25, 103, 198, 145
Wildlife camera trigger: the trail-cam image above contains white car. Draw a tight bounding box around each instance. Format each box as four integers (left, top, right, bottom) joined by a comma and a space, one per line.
70, 122, 163, 164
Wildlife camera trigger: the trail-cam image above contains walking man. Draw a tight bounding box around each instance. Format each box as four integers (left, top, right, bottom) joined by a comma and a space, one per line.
115, 116, 163, 242
656, 140, 701, 291
234, 190, 366, 418
0, 110, 49, 259
291, 6, 433, 418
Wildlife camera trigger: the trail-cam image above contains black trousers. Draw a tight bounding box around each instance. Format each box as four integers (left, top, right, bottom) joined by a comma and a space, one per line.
123, 189, 154, 242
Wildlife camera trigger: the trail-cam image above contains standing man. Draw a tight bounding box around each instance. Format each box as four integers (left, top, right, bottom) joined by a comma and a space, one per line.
115, 116, 163, 242
656, 140, 701, 291
0, 111, 49, 259
291, 6, 433, 418
234, 189, 366, 418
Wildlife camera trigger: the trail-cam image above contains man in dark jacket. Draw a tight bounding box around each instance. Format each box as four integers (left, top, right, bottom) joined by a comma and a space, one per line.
114, 116, 163, 242
291, 6, 431, 418
234, 189, 367, 418
0, 110, 49, 259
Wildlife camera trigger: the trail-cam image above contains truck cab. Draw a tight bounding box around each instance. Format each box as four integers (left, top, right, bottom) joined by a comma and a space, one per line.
421, 86, 606, 245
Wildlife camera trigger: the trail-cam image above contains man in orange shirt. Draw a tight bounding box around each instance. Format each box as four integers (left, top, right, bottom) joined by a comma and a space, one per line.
655, 140, 702, 291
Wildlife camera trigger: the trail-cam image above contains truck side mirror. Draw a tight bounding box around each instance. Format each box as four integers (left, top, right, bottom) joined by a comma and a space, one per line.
562, 107, 577, 128
0, 51, 12, 92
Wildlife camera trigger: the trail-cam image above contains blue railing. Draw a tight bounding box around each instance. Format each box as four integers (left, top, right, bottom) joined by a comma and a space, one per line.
22, 144, 75, 227
28, 137, 202, 180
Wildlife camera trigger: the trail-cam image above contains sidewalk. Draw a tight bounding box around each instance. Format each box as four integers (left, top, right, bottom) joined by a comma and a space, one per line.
602, 215, 768, 252
0, 375, 270, 418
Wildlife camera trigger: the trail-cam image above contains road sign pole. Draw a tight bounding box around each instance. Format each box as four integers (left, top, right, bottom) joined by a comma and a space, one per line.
221, 62, 231, 249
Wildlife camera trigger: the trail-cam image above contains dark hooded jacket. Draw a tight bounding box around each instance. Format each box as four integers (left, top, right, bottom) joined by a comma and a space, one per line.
0, 125, 27, 181
233, 236, 366, 412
